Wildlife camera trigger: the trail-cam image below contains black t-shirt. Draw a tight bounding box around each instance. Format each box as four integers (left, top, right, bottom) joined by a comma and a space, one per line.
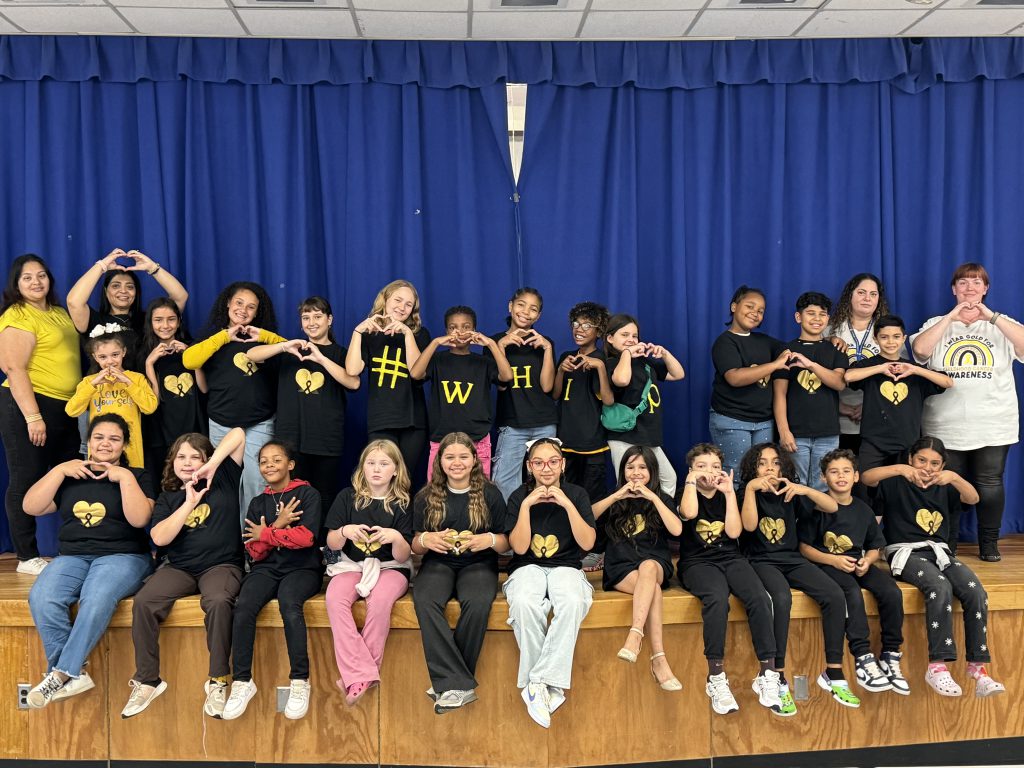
413, 483, 507, 571
797, 498, 885, 560
324, 488, 412, 564
740, 488, 811, 565
711, 331, 784, 422
55, 468, 152, 556
601, 491, 677, 589
505, 482, 595, 572
679, 491, 742, 565
849, 358, 946, 454
608, 355, 669, 446
202, 339, 279, 428
145, 350, 207, 447
151, 458, 243, 575
276, 342, 348, 456
361, 328, 430, 432
245, 483, 324, 572
875, 476, 959, 546
556, 349, 607, 452
775, 339, 848, 438
426, 351, 498, 442
489, 333, 558, 429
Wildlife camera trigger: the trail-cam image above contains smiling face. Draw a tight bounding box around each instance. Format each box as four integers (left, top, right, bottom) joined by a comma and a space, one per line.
173, 441, 207, 482
624, 454, 651, 488
386, 286, 416, 324
571, 317, 599, 349
446, 313, 475, 351
875, 325, 906, 359
509, 292, 542, 331
823, 458, 857, 495
690, 452, 722, 490
606, 322, 639, 354
731, 292, 766, 332
92, 340, 125, 370
851, 279, 880, 321
796, 304, 829, 338
910, 447, 944, 483
362, 448, 397, 494
952, 275, 988, 306
258, 444, 294, 488
527, 443, 564, 487
88, 422, 126, 464
150, 306, 180, 342
300, 308, 331, 343
440, 441, 475, 489
227, 289, 259, 328
755, 447, 781, 479
17, 260, 50, 306
105, 273, 137, 313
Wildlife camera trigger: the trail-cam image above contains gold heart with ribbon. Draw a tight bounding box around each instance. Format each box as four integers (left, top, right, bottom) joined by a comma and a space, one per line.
916, 508, 944, 536
445, 529, 475, 556
797, 369, 821, 394
696, 519, 725, 545
233, 353, 257, 376
295, 369, 325, 394
824, 531, 853, 554
185, 503, 211, 528
530, 534, 559, 559
758, 517, 786, 544
629, 514, 646, 537
880, 380, 909, 406
73, 501, 106, 528
163, 372, 194, 397
353, 537, 383, 555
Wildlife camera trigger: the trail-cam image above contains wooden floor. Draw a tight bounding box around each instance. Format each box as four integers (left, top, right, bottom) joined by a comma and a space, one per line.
1, 539, 1023, 767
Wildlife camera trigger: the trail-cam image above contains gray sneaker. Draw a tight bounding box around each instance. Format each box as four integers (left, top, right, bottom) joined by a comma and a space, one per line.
120, 679, 168, 719
51, 671, 95, 702
434, 689, 478, 714
204, 680, 229, 718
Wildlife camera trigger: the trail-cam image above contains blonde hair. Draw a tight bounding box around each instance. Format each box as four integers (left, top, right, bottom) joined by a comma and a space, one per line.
417, 432, 490, 532
351, 439, 411, 515
368, 279, 422, 333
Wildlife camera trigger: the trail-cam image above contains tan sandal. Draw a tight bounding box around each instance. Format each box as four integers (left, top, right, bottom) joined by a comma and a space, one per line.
617, 627, 644, 663
650, 652, 683, 691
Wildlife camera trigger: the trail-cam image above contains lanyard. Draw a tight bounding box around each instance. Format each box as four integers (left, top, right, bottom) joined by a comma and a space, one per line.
848, 321, 874, 361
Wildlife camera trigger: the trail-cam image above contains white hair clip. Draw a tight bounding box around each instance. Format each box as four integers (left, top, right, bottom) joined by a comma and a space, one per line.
88, 323, 123, 338
524, 436, 563, 451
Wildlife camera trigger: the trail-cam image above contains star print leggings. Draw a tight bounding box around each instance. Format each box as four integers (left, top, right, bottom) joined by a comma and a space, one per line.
895, 551, 990, 663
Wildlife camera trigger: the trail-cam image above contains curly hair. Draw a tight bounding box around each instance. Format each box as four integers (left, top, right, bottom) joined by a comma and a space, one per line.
161, 432, 215, 491
351, 439, 411, 516
603, 446, 667, 545
819, 447, 858, 477
368, 279, 422, 333
201, 282, 277, 336
829, 273, 890, 334
738, 442, 798, 485
416, 432, 491, 532
568, 301, 610, 337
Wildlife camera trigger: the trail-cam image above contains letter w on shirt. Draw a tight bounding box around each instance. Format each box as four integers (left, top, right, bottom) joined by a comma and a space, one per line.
441, 380, 474, 405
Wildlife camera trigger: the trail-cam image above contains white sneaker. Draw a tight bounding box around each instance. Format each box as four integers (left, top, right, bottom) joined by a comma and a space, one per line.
16, 557, 48, 576
283, 679, 310, 720
120, 679, 168, 718
752, 669, 782, 712
204, 680, 229, 718
855, 653, 893, 693
27, 672, 67, 708
522, 682, 551, 728
547, 685, 566, 713
222, 679, 257, 720
705, 672, 739, 715
51, 671, 95, 702
434, 689, 479, 714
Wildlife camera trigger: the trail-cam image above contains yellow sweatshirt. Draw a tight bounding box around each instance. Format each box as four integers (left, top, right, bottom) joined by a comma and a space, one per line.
65, 370, 158, 469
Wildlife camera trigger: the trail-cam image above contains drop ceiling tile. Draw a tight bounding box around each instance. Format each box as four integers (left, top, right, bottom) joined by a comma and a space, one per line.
589, 0, 706, 9
0, 5, 131, 33
472, 9, 583, 37
237, 7, 357, 35
472, 0, 589, 11
110, 0, 232, 8
799, 9, 929, 35
581, 10, 699, 37
706, 0, 824, 8
824, 0, 936, 9
357, 9, 467, 37
354, 0, 463, 9
689, 8, 816, 37
905, 8, 1024, 34
118, 6, 245, 34
0, 13, 24, 32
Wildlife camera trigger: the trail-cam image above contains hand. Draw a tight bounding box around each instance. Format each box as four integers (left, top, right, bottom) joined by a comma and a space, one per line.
779, 430, 797, 454
463, 532, 495, 553
559, 355, 580, 372
829, 336, 849, 353
191, 460, 217, 488
381, 318, 408, 337
87, 461, 115, 481
124, 250, 157, 273
544, 486, 572, 509
272, 497, 302, 528
433, 333, 456, 347
854, 558, 870, 577
627, 343, 650, 358
833, 554, 858, 573
421, 530, 454, 554
645, 344, 666, 359
773, 349, 795, 371
776, 478, 807, 502
713, 469, 735, 494
468, 332, 491, 348
975, 303, 995, 322
27, 419, 46, 447
498, 331, 525, 350
243, 516, 267, 542
949, 301, 982, 325
932, 470, 958, 487
106, 365, 131, 384
524, 484, 555, 507
61, 459, 103, 480
355, 315, 384, 335
227, 325, 260, 343
520, 330, 549, 351
342, 523, 372, 542
91, 370, 112, 386
183, 479, 209, 507
368, 526, 399, 546
98, 248, 128, 272
787, 352, 812, 370
847, 403, 862, 423
577, 355, 605, 371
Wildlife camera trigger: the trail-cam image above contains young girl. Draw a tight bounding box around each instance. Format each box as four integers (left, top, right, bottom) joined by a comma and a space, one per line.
504, 438, 596, 729
490, 287, 558, 501
410, 306, 512, 477
604, 314, 685, 497
123, 428, 245, 719
862, 437, 1005, 697
222, 440, 323, 721
739, 443, 857, 710
678, 443, 782, 716
412, 432, 508, 713
710, 286, 788, 478
247, 296, 359, 505
345, 280, 431, 478
592, 447, 682, 691
324, 440, 412, 706
65, 327, 158, 468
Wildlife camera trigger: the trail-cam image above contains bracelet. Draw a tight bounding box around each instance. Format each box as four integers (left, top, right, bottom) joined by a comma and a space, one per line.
684, 480, 697, 487
990, 311, 1002, 325
24, 413, 42, 424
355, 330, 363, 335
148, 264, 161, 276
418, 532, 427, 549
489, 532, 497, 549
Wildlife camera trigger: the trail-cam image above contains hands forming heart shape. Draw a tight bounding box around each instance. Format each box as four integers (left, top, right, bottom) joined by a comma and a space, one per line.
624, 481, 646, 497
84, 461, 112, 480
885, 361, 913, 381
229, 325, 260, 343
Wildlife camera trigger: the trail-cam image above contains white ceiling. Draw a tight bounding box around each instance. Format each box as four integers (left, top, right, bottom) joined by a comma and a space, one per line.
0, 0, 1022, 40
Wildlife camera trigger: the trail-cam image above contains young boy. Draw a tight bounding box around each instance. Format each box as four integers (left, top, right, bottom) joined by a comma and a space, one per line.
410, 306, 512, 477
799, 449, 909, 696
773, 292, 849, 491
844, 315, 953, 471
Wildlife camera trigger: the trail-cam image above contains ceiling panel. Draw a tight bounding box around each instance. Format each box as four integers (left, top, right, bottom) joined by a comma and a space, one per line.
119, 6, 245, 34
357, 9, 467, 37
822, 0, 938, 9
904, 8, 1024, 34
0, 5, 132, 33
110, 0, 232, 8
589, 0, 706, 9
581, 10, 699, 38
800, 9, 930, 36
237, 7, 356, 35
472, 9, 584, 38
0, 13, 25, 32
690, 8, 817, 37
472, 0, 589, 10
353, 0, 463, 10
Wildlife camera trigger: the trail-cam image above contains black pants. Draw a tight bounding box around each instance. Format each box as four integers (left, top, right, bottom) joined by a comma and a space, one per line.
895, 552, 990, 663
944, 445, 1009, 549
412, 559, 498, 693
680, 557, 775, 662
0, 388, 80, 560
752, 559, 847, 668
369, 427, 427, 485
563, 451, 609, 504
231, 567, 322, 681
819, 564, 904, 658
294, 452, 343, 513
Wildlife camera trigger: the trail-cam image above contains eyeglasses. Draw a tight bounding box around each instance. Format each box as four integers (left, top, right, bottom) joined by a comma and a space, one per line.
571, 321, 595, 332
528, 458, 563, 470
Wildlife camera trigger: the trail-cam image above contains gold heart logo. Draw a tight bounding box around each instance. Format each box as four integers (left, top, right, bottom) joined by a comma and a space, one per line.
446, 529, 475, 555
163, 372, 194, 397
630, 514, 646, 537
73, 501, 106, 528
185, 503, 211, 528
880, 380, 909, 406
824, 531, 853, 554
696, 519, 725, 545
758, 517, 786, 544
233, 353, 257, 376
530, 534, 560, 558
295, 369, 325, 394
750, 364, 769, 388
353, 537, 383, 555
797, 369, 821, 394
916, 508, 944, 536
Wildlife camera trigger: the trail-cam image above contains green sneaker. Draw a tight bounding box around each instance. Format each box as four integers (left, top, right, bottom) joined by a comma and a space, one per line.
776, 684, 798, 717
816, 673, 861, 708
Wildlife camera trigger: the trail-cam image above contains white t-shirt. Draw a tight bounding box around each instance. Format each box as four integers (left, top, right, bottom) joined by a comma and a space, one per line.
827, 320, 881, 436
910, 316, 1024, 450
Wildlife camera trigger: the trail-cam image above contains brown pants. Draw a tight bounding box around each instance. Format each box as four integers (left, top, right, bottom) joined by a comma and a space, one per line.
131, 563, 243, 682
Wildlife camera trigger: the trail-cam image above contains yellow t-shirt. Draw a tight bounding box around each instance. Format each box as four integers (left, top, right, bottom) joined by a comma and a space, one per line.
65, 370, 158, 468
0, 303, 80, 401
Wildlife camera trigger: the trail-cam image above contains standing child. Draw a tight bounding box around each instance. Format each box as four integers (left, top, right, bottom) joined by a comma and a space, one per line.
799, 449, 909, 697
222, 440, 323, 721
773, 292, 848, 491
65, 326, 158, 468
410, 306, 513, 477
324, 440, 412, 706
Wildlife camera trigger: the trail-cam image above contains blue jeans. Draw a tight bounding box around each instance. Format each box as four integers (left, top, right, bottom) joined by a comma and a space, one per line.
708, 410, 774, 483
210, 417, 275, 524
29, 553, 152, 677
492, 424, 557, 502
789, 435, 839, 492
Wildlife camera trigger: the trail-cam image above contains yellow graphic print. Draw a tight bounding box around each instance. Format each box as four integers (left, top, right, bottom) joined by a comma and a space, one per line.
696, 519, 725, 545
353, 537, 383, 555
530, 534, 559, 558
942, 339, 995, 369
916, 508, 944, 536
163, 372, 194, 397
370, 345, 408, 389
797, 369, 821, 394
233, 353, 258, 376
846, 347, 876, 363
880, 380, 909, 406
511, 365, 533, 389
824, 531, 853, 554
759, 517, 786, 544
647, 384, 661, 411
751, 364, 769, 388
629, 514, 646, 537
441, 380, 474, 405
185, 503, 211, 528
444, 530, 475, 556
73, 501, 106, 528
295, 369, 325, 394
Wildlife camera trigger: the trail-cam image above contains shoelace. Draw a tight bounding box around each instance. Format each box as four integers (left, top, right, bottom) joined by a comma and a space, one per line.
709, 677, 733, 700
289, 682, 309, 702
885, 656, 904, 678
760, 674, 780, 700
862, 659, 886, 680
39, 676, 64, 699
126, 681, 149, 707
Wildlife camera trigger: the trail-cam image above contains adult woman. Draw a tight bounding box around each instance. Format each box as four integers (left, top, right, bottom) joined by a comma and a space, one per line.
0, 255, 81, 575
24, 413, 154, 707
910, 263, 1024, 561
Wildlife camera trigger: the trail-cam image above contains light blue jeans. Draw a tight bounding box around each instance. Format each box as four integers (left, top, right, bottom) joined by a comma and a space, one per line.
789, 435, 840, 492
29, 553, 152, 677
210, 417, 275, 524
708, 410, 774, 484
492, 424, 557, 502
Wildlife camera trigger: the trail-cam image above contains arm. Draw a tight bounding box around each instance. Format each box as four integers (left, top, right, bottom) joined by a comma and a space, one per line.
656, 347, 685, 382
741, 482, 762, 532
904, 364, 954, 390
722, 485, 741, 539
773, 378, 795, 454
66, 253, 121, 332
109, 466, 154, 527
911, 311, 960, 360
539, 339, 556, 393
937, 470, 980, 505
985, 309, 1024, 358
344, 323, 371, 377
182, 330, 230, 370
125, 372, 159, 415
843, 362, 889, 385
480, 335, 514, 382
131, 251, 188, 312
557, 490, 597, 550
409, 337, 444, 380
508, 494, 536, 555
592, 486, 629, 520
151, 481, 208, 547
309, 345, 360, 390
64, 378, 95, 418
552, 363, 566, 400
195, 427, 246, 479
245, 340, 290, 363
645, 488, 682, 537
724, 349, 790, 387
610, 352, 632, 387
787, 351, 845, 391
23, 464, 68, 516
799, 541, 856, 572
797, 486, 839, 513
860, 464, 914, 488
593, 358, 615, 405
0, 327, 47, 446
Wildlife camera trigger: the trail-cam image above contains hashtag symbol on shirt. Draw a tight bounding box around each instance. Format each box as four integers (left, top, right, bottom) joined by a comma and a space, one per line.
371, 346, 409, 389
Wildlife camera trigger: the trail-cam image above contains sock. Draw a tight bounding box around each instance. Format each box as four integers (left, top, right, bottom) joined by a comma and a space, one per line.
825, 667, 845, 682
140, 677, 162, 687
776, 669, 788, 687
210, 675, 230, 685
967, 663, 988, 680
927, 662, 948, 674
758, 660, 774, 676
708, 659, 724, 677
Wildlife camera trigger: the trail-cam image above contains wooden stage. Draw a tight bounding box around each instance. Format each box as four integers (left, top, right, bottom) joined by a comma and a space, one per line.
2, 540, 1024, 767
